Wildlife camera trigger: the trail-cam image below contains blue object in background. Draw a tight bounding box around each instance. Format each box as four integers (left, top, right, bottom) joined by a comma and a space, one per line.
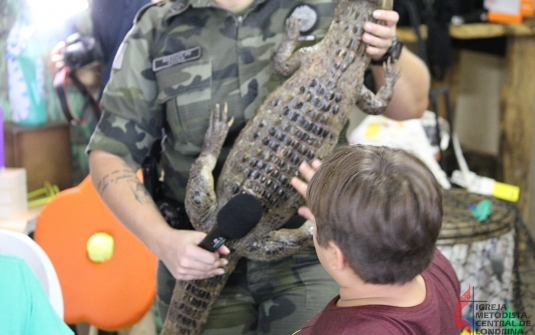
6, 20, 47, 126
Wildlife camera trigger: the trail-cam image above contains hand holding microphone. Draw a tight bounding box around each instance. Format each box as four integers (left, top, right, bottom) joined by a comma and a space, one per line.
198, 193, 263, 252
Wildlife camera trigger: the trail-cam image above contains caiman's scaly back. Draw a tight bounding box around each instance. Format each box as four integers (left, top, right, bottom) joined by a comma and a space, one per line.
161, 0, 399, 334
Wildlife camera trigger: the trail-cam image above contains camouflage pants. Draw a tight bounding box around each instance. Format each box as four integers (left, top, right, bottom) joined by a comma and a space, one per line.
156, 247, 338, 335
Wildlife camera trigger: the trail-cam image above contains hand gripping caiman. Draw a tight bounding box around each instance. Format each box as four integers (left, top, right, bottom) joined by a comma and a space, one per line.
161, 0, 400, 333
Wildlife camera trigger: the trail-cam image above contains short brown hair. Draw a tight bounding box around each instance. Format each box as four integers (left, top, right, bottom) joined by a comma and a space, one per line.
307, 145, 442, 284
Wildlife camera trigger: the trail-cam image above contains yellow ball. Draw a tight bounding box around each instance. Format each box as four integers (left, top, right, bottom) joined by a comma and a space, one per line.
86, 232, 115, 263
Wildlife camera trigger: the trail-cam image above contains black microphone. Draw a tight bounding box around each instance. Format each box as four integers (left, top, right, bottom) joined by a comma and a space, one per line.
198, 193, 263, 251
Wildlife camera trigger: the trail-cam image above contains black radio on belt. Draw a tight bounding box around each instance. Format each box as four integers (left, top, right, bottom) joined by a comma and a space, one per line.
142, 138, 194, 230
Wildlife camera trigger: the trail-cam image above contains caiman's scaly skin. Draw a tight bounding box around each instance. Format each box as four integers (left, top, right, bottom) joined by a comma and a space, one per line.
161, 0, 399, 333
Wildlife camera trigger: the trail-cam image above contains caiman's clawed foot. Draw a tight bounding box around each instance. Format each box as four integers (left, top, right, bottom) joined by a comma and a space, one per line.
185, 103, 234, 232
382, 58, 401, 90
273, 14, 303, 76
286, 14, 302, 41
203, 103, 234, 157
357, 58, 401, 115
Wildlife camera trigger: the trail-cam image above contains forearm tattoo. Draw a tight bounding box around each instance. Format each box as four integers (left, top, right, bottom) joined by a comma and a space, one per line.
96, 162, 154, 205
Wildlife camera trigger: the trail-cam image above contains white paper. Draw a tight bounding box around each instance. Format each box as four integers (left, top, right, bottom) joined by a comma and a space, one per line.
484, 0, 521, 15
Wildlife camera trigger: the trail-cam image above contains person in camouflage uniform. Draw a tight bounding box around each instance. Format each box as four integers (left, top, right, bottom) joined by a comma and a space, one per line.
87, 0, 431, 333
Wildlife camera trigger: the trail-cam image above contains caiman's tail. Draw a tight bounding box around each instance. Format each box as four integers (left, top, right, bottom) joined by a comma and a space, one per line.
160, 257, 240, 335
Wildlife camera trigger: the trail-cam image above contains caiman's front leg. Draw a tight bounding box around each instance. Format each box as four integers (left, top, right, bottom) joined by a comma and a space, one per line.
357, 59, 401, 115
185, 103, 233, 232
273, 14, 304, 76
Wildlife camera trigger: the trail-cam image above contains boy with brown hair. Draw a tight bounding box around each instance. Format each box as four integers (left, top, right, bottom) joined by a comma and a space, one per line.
292, 145, 460, 334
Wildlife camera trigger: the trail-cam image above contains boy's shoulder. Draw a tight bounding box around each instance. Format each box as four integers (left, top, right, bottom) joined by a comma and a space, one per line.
426, 249, 460, 294
294, 300, 441, 335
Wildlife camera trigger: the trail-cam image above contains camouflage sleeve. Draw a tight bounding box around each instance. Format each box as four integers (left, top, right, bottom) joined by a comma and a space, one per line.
86, 3, 168, 167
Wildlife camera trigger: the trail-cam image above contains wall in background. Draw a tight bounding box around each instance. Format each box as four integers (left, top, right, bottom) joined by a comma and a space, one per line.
454, 50, 505, 156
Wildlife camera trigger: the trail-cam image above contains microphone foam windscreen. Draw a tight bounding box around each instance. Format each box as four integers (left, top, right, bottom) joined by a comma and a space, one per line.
217, 193, 263, 239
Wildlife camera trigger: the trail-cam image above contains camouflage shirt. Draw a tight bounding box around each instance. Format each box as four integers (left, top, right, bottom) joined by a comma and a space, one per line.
87, 0, 334, 202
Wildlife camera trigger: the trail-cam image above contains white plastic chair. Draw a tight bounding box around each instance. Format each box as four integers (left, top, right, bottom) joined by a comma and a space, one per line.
0, 230, 64, 319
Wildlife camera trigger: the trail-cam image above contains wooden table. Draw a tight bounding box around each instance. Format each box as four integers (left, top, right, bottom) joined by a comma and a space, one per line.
398, 21, 535, 229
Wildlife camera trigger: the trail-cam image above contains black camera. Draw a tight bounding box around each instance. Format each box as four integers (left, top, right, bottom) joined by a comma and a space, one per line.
63, 33, 103, 71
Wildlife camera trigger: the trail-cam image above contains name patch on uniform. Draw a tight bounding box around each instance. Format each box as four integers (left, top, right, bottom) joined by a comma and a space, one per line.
152, 46, 202, 72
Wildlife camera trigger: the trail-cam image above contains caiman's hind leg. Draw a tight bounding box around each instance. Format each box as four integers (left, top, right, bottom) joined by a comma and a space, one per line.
237, 220, 316, 261
273, 14, 304, 76
357, 58, 401, 115
185, 103, 234, 232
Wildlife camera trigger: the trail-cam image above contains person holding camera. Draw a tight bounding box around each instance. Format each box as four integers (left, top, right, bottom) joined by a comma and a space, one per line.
48, 0, 154, 185
48, 0, 152, 94
86, 0, 431, 334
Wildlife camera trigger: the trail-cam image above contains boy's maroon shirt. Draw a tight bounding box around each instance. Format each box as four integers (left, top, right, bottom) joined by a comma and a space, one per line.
294, 249, 461, 335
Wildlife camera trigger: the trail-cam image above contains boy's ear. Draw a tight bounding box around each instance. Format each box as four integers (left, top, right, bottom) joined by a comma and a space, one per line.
327, 241, 347, 271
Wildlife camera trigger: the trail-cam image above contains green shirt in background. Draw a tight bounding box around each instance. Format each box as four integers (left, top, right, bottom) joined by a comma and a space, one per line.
0, 254, 74, 335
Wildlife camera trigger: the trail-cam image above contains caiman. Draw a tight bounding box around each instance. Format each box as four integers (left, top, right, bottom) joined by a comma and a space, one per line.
161, 0, 400, 333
